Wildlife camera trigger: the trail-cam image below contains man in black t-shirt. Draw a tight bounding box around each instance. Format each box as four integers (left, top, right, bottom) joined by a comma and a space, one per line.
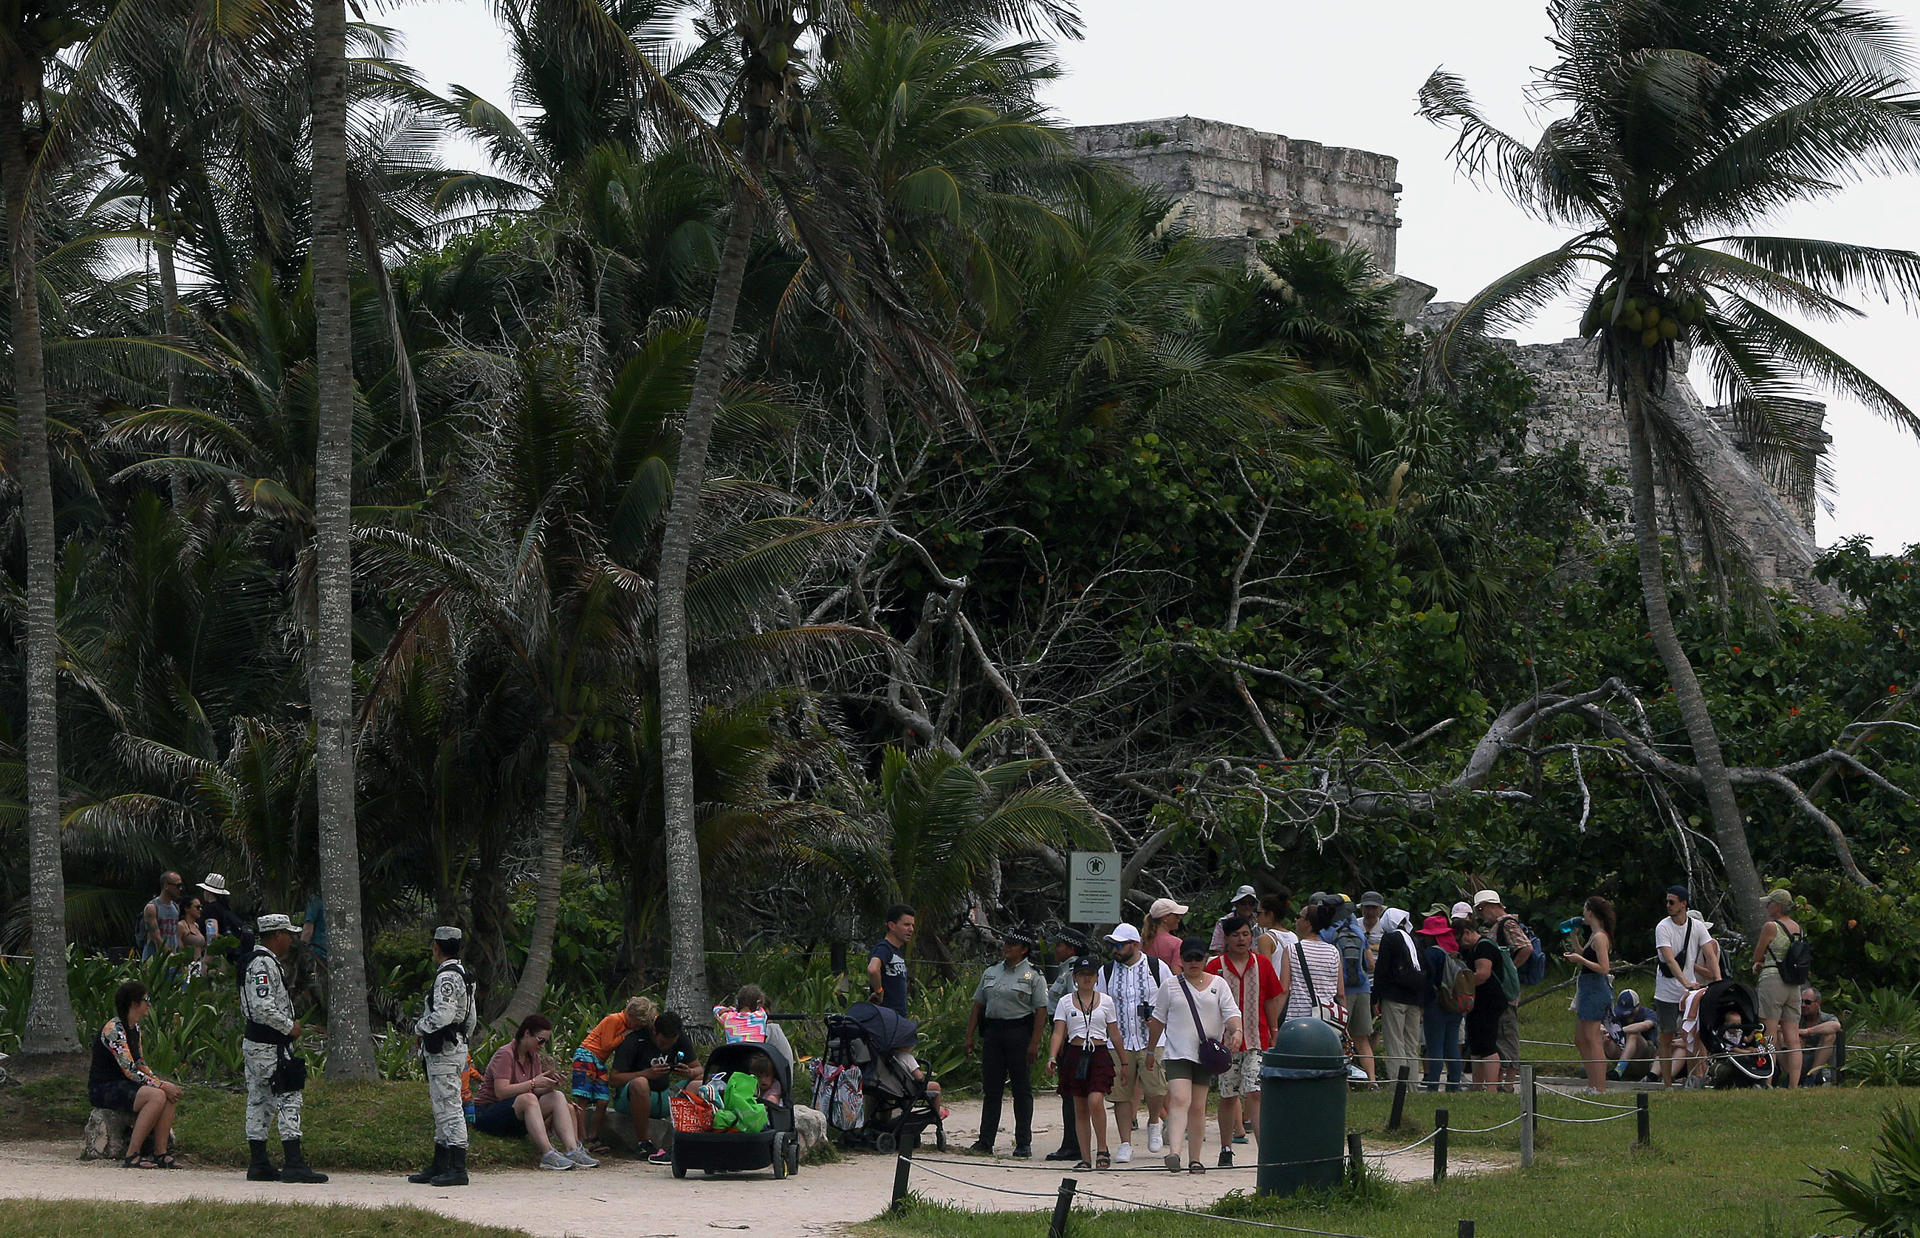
867, 904, 915, 1016
609, 1011, 703, 1163
1457, 919, 1507, 1091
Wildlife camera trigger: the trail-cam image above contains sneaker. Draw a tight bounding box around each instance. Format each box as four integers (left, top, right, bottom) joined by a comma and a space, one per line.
567, 1145, 599, 1168
1011, 1146, 1032, 1159
633, 1140, 656, 1159
647, 1145, 672, 1164
1147, 1122, 1164, 1154
1232, 1133, 1248, 1145
1113, 1142, 1133, 1164
1218, 1149, 1234, 1168
1164, 1152, 1181, 1172
540, 1149, 575, 1171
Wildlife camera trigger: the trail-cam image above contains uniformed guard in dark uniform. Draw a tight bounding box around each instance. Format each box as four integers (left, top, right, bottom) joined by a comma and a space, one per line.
408, 926, 477, 1186
964, 927, 1050, 1157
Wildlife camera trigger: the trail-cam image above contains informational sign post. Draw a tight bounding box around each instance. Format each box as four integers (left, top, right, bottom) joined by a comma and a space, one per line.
1068, 850, 1123, 926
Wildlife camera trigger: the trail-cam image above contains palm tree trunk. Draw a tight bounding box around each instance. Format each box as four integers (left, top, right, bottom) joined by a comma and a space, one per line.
309, 0, 375, 1079
658, 176, 758, 1018
349, 189, 424, 489
498, 737, 570, 1026
152, 186, 187, 510
3, 91, 79, 1055
1622, 358, 1767, 936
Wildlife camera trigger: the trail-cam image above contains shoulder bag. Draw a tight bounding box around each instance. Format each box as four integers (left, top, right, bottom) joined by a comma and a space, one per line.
1178, 976, 1234, 1075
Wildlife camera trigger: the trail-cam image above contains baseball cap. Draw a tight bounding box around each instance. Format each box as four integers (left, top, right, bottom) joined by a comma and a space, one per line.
1148, 897, 1190, 920
1473, 890, 1502, 908
1359, 891, 1385, 909
1450, 901, 1472, 921
1230, 884, 1258, 904
1071, 955, 1101, 974
1104, 924, 1142, 945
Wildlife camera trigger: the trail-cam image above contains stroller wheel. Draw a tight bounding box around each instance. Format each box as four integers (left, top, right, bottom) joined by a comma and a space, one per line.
772, 1133, 788, 1180
876, 1131, 897, 1155
787, 1139, 801, 1176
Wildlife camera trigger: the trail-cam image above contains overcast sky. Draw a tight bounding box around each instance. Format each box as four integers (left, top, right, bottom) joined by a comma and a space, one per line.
389, 0, 1920, 553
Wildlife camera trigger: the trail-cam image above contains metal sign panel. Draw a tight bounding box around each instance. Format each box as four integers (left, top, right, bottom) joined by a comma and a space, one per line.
1068, 850, 1123, 925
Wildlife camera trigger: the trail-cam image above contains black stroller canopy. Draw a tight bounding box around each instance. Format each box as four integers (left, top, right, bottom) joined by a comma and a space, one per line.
843, 1001, 921, 1054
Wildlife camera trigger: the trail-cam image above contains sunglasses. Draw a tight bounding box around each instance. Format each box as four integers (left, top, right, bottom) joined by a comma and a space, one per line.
534, 1034, 552, 1045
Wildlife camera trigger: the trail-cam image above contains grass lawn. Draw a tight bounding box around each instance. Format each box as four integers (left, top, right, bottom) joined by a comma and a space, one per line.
0, 1199, 531, 1237
863, 1084, 1899, 1238
11, 1074, 534, 1172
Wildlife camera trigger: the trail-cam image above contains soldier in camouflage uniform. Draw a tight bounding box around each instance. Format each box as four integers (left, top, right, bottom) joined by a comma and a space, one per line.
408, 925, 477, 1187
240, 914, 326, 1183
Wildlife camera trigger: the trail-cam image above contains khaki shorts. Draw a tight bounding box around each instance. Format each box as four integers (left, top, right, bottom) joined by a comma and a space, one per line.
1756, 973, 1800, 1025
1496, 1006, 1520, 1066
1347, 998, 1374, 1038
1113, 1050, 1167, 1103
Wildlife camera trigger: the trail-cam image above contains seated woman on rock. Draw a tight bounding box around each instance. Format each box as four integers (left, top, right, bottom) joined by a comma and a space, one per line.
470, 1014, 599, 1171
88, 980, 183, 1168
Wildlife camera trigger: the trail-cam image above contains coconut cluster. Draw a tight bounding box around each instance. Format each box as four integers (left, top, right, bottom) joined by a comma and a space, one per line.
1581, 287, 1707, 349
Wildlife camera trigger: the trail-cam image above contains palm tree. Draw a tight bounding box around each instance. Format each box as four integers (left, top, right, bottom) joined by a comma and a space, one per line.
648, 0, 1077, 1016
308, 0, 376, 1077
794, 730, 1096, 959
1419, 0, 1920, 932
1, 0, 109, 1054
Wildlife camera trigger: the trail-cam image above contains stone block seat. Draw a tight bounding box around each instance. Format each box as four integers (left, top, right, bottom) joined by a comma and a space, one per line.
83, 1107, 173, 1161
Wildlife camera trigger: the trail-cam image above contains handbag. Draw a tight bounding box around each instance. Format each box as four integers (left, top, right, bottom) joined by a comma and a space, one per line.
1178, 976, 1234, 1076
269, 1044, 308, 1095
1296, 942, 1359, 1063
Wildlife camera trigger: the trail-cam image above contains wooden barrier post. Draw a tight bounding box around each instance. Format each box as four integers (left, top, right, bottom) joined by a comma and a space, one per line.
1048, 1176, 1078, 1238
889, 1142, 914, 1212
1458, 1222, 1476, 1237
1388, 1065, 1411, 1132
1636, 1092, 1651, 1147
1347, 1132, 1364, 1187
1434, 1109, 1449, 1184
1520, 1065, 1536, 1169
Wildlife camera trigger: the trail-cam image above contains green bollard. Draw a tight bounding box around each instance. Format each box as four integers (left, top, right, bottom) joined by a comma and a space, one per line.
1258, 1017, 1348, 1196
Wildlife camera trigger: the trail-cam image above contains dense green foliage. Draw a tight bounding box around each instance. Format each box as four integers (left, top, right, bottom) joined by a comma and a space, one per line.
0, 0, 1914, 1056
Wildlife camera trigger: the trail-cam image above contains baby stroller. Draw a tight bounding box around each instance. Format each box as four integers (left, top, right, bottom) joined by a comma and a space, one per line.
1698, 979, 1775, 1088
815, 1001, 946, 1153
669, 1042, 801, 1179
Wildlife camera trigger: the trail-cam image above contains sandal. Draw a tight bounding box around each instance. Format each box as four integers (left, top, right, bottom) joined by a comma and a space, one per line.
1189, 1160, 1207, 1175
122, 1155, 160, 1169
154, 1153, 179, 1169
1095, 1152, 1111, 1170
1073, 1159, 1092, 1171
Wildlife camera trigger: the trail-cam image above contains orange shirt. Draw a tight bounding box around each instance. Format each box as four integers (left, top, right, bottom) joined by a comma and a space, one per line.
580, 1012, 630, 1062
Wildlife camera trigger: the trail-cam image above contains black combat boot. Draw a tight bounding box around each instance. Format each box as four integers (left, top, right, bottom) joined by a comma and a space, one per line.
280, 1138, 329, 1183
430, 1143, 469, 1187
246, 1139, 280, 1181
408, 1143, 447, 1184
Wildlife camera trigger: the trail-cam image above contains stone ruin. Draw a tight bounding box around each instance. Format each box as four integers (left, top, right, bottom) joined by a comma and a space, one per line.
1073, 115, 1835, 605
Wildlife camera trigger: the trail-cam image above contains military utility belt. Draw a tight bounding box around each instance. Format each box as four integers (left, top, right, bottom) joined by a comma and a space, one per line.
421, 1025, 467, 1055
245, 1020, 294, 1046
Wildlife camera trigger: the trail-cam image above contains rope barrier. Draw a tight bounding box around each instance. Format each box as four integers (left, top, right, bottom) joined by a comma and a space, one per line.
1069, 1186, 1379, 1238
1361, 1127, 1440, 1158
898, 1156, 1064, 1200
1534, 1083, 1638, 1110
1437, 1114, 1524, 1135
1537, 1110, 1637, 1125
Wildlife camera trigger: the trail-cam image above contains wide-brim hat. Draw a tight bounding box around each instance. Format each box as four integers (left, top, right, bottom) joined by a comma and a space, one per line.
1359, 891, 1386, 909
1229, 884, 1258, 905
256, 913, 293, 935
1473, 889, 1502, 909
198, 872, 231, 897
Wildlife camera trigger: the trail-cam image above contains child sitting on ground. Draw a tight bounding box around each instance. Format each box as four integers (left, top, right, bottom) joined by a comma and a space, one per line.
572, 996, 655, 1151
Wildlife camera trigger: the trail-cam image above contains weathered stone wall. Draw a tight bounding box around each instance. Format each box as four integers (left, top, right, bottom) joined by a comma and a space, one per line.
1426, 305, 1834, 601
1080, 114, 1835, 604
1071, 117, 1404, 271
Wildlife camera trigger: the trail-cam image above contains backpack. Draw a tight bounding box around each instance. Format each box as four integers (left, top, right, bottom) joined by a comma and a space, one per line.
1436, 951, 1476, 1015
1334, 919, 1369, 989
1776, 930, 1813, 985
1103, 955, 1165, 990
1491, 938, 1523, 1005
1500, 915, 1548, 987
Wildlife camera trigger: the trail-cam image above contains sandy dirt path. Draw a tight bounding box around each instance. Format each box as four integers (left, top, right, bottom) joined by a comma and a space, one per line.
0, 1099, 1492, 1237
